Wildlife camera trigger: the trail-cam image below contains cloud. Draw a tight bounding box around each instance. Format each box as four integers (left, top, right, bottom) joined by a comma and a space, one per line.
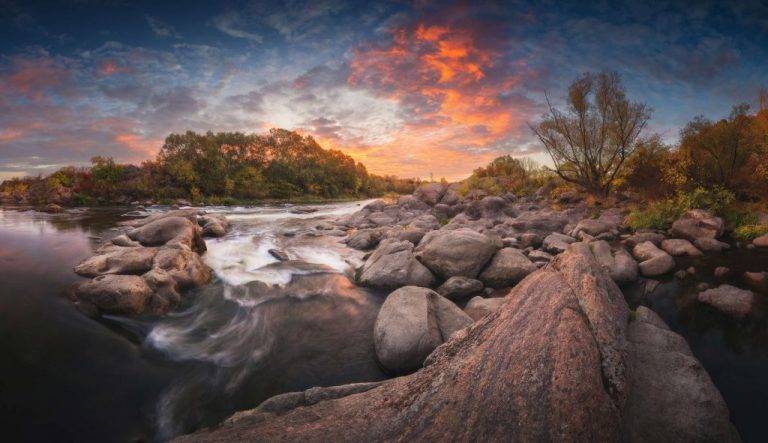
146, 16, 181, 39
212, 11, 263, 43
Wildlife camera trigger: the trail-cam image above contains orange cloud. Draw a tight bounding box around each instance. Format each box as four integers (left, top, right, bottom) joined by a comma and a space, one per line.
114, 133, 162, 159
343, 15, 538, 179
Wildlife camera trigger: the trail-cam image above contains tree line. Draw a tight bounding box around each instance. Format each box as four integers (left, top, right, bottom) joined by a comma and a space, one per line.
0, 128, 419, 205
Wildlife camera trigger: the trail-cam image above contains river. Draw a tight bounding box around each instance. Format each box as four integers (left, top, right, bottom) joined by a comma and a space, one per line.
0, 204, 767, 441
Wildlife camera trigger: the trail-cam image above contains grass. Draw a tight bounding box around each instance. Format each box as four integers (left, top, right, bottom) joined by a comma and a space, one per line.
733, 224, 768, 242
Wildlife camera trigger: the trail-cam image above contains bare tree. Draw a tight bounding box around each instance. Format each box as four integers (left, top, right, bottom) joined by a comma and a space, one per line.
530, 71, 651, 197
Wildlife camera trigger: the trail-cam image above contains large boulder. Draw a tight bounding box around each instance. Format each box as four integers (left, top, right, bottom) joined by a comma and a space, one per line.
670, 209, 724, 241
71, 274, 153, 316
358, 240, 435, 289
661, 239, 703, 257
414, 183, 446, 206
373, 286, 471, 374
198, 213, 229, 238
478, 247, 537, 288
697, 284, 755, 318
74, 247, 157, 277
414, 228, 500, 279
128, 216, 206, 253
754, 234, 768, 248
153, 246, 213, 289
436, 276, 483, 302
623, 307, 739, 442
175, 244, 735, 443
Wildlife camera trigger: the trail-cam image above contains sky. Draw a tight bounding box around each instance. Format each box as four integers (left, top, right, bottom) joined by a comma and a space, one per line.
1, 0, 767, 181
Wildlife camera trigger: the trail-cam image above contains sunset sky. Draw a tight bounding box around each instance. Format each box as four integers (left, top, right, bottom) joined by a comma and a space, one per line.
1, 0, 767, 181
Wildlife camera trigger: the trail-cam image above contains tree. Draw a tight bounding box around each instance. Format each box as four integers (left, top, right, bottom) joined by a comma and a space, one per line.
677, 104, 761, 192
530, 71, 651, 197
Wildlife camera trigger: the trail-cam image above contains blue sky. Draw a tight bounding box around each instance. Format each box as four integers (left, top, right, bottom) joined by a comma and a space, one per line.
1, 0, 767, 180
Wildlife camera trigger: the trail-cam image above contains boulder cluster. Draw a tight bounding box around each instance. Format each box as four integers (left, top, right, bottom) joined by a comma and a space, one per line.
175, 244, 739, 442
69, 209, 229, 317
335, 182, 764, 370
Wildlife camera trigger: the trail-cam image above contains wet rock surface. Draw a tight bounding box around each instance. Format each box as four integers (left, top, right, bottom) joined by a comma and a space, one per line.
70, 209, 229, 317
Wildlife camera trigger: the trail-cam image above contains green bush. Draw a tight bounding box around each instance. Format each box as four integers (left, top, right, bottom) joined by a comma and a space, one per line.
626, 199, 682, 230
626, 187, 737, 230
733, 224, 768, 242
675, 186, 735, 216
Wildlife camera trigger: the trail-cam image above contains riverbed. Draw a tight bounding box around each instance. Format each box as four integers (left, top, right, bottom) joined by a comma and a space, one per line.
0, 204, 766, 441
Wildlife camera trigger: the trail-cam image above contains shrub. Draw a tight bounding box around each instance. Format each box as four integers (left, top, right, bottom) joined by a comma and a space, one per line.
626, 187, 736, 230
626, 199, 682, 230
733, 224, 768, 242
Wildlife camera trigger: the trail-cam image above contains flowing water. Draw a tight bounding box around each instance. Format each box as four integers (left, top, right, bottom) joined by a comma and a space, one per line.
1, 204, 767, 441
0, 201, 386, 442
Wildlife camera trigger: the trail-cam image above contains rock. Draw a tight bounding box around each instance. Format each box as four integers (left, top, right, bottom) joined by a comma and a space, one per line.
674, 270, 688, 279
142, 268, 181, 314
477, 196, 509, 219
589, 241, 638, 285
346, 229, 383, 250
697, 284, 755, 318
367, 212, 397, 226
414, 228, 500, 279
624, 232, 665, 248
111, 234, 141, 247
232, 382, 384, 419
743, 271, 768, 293
632, 241, 675, 277
153, 246, 213, 289
74, 247, 157, 277
623, 307, 739, 442
202, 221, 226, 237
661, 239, 703, 257
754, 234, 768, 248
542, 232, 576, 254
414, 183, 446, 206
693, 237, 730, 252
697, 282, 711, 292
397, 195, 430, 211
373, 286, 471, 374
670, 209, 724, 241
571, 218, 615, 238
128, 216, 206, 253
478, 247, 537, 288
714, 266, 730, 279
518, 232, 542, 248
71, 274, 153, 316
358, 240, 435, 289
393, 227, 427, 245
179, 243, 630, 441
439, 188, 461, 206
528, 249, 553, 263
463, 296, 505, 321
44, 203, 64, 213
638, 254, 675, 277
436, 276, 483, 302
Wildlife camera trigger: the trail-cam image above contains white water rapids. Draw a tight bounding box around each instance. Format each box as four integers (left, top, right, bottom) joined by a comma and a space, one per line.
143, 200, 384, 439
